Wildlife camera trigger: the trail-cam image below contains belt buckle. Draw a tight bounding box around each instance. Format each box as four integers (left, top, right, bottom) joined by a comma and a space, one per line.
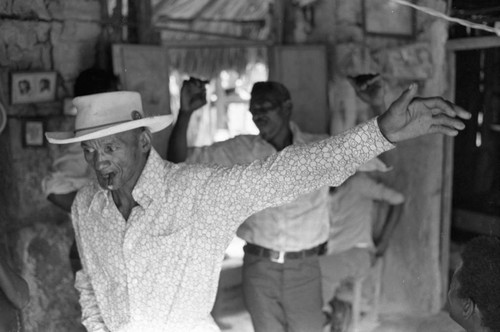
270, 250, 285, 264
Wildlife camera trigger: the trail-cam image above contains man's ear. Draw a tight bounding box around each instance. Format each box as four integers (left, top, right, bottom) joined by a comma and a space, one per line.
282, 100, 293, 116
462, 297, 475, 319
138, 129, 152, 152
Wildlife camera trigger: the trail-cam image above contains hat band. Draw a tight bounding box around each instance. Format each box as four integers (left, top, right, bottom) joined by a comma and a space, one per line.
75, 119, 133, 134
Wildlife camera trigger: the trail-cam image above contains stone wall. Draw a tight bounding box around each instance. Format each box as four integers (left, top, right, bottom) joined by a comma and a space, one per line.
0, 0, 103, 330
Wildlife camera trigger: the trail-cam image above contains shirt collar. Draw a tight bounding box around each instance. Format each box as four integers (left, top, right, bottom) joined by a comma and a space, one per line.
254, 121, 307, 150
289, 121, 307, 145
88, 183, 110, 213
131, 148, 163, 208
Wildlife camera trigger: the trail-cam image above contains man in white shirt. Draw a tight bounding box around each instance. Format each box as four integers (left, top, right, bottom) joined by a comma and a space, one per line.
45, 85, 469, 332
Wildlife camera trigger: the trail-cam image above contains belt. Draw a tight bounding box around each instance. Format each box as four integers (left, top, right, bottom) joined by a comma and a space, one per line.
244, 242, 327, 264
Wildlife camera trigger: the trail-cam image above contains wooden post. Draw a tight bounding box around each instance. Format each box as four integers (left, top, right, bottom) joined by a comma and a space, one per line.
128, 0, 160, 44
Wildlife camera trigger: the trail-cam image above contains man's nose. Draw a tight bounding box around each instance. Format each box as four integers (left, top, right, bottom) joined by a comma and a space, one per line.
93, 152, 111, 171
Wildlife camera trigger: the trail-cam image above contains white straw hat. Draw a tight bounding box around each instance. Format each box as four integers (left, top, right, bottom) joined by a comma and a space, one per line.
46, 91, 173, 144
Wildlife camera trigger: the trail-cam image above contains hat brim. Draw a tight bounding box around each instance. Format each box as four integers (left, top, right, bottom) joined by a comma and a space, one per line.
46, 115, 174, 144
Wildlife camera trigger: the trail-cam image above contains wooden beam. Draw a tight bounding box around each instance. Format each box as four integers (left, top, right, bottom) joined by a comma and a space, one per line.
128, 0, 160, 44
272, 0, 285, 44
157, 26, 267, 42
161, 39, 272, 48
453, 208, 500, 236
439, 50, 456, 306
446, 36, 500, 51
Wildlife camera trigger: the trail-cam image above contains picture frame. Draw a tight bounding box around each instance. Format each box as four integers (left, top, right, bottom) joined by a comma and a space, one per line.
22, 118, 46, 148
11, 71, 57, 105
362, 0, 416, 38
0, 101, 6, 135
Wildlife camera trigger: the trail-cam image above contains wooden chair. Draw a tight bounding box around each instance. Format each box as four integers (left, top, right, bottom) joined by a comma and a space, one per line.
333, 204, 403, 332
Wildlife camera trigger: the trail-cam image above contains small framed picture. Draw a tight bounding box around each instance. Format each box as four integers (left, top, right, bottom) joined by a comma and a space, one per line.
362, 0, 415, 38
22, 118, 46, 147
11, 71, 57, 104
0, 101, 6, 135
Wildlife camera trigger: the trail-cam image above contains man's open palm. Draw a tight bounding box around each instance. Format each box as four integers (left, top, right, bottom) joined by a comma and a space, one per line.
378, 84, 471, 143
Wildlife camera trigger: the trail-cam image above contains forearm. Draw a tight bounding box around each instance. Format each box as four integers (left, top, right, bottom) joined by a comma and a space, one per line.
199, 117, 394, 223
167, 112, 192, 163
75, 270, 109, 331
47, 192, 77, 213
261, 117, 393, 192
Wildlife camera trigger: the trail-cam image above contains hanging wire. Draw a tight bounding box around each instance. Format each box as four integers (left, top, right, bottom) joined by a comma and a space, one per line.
389, 0, 500, 36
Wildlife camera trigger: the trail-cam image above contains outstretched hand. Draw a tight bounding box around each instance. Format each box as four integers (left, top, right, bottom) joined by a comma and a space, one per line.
180, 77, 208, 114
377, 83, 471, 143
347, 73, 385, 111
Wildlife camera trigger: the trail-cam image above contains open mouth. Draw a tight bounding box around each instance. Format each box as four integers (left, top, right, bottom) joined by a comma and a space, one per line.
100, 172, 116, 188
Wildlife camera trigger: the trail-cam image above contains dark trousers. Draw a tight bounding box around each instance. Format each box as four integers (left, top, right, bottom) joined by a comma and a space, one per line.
242, 253, 324, 332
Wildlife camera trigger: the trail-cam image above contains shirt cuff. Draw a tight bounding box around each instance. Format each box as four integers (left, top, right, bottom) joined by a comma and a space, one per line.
373, 116, 396, 149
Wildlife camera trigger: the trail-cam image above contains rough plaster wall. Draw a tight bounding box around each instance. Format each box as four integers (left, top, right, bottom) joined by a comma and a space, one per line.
309, 0, 449, 315
0, 0, 102, 330
379, 1, 449, 315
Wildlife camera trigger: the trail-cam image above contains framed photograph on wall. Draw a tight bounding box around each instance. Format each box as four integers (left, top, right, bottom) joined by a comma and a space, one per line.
11, 71, 57, 105
22, 118, 46, 147
362, 0, 415, 38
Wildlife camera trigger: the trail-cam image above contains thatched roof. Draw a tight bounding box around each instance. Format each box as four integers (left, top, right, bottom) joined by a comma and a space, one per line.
151, 0, 272, 78
152, 0, 271, 41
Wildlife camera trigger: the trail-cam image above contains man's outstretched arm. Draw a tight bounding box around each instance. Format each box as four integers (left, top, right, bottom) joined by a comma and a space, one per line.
191, 84, 470, 231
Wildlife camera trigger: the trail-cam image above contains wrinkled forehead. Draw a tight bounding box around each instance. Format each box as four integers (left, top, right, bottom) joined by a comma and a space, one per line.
80, 130, 136, 147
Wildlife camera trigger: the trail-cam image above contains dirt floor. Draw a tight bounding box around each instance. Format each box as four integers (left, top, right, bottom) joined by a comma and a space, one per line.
218, 311, 465, 332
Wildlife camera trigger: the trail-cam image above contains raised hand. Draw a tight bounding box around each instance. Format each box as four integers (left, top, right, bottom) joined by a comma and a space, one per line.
347, 73, 385, 111
377, 83, 471, 143
179, 77, 208, 114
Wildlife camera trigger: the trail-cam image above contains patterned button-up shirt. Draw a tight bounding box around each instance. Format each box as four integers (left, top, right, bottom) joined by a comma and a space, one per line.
186, 122, 330, 251
73, 118, 393, 332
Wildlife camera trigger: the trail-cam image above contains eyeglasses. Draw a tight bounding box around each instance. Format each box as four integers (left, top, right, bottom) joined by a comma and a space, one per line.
249, 102, 281, 116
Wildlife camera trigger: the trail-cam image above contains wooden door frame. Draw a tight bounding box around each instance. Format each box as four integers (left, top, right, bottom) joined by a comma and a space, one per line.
441, 35, 500, 304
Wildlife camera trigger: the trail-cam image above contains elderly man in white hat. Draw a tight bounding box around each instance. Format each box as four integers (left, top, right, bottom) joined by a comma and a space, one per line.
46, 85, 469, 332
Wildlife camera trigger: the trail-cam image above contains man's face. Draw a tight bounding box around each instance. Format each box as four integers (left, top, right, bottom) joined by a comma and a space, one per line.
19, 81, 29, 91
81, 130, 147, 191
41, 80, 49, 90
249, 98, 288, 142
